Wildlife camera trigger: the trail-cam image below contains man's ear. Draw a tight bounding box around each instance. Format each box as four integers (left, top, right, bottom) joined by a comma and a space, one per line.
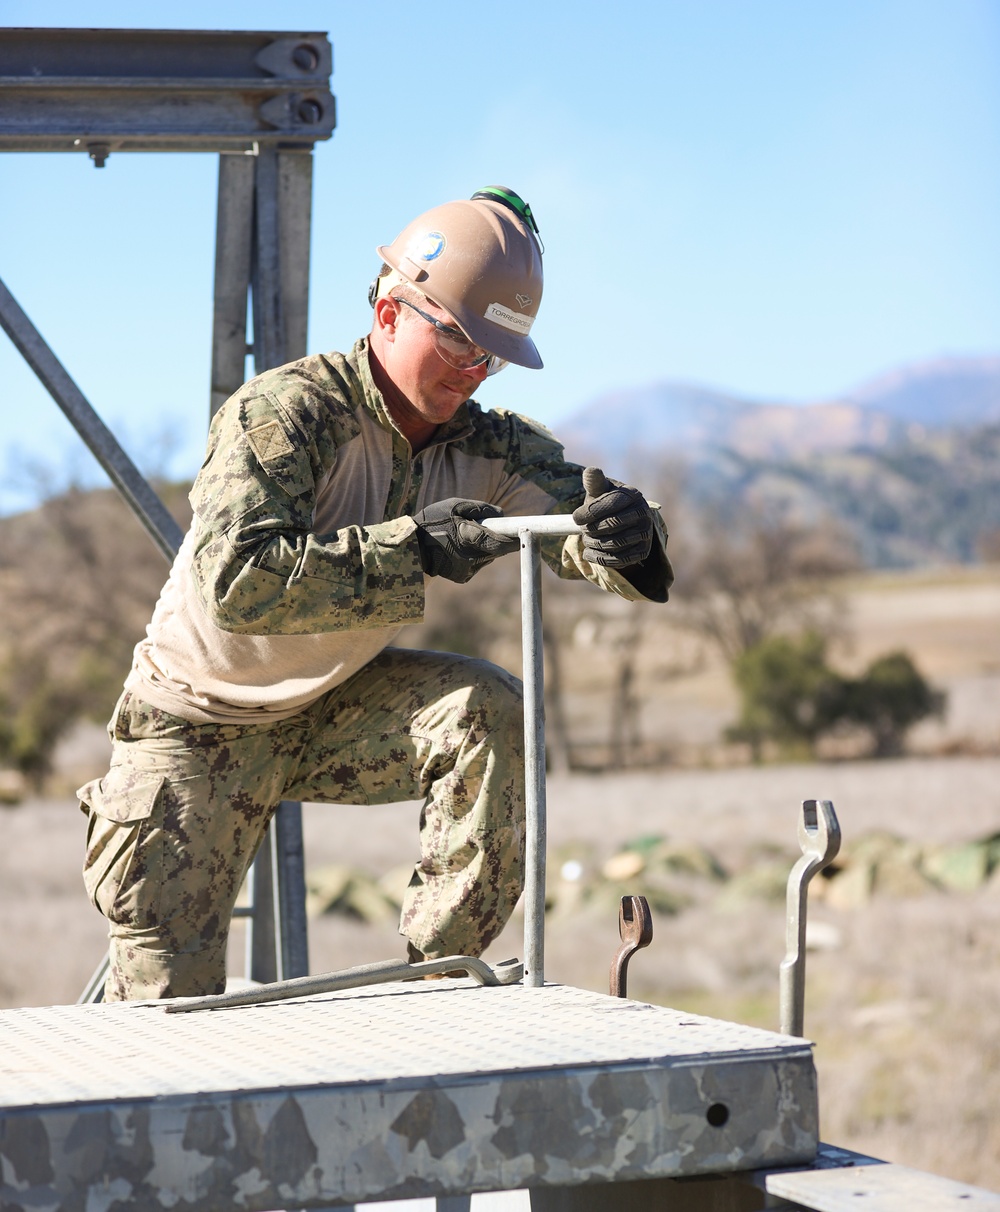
373, 295, 401, 342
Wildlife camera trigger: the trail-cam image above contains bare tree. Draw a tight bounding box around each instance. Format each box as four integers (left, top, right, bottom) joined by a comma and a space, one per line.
673, 501, 859, 663
0, 481, 190, 782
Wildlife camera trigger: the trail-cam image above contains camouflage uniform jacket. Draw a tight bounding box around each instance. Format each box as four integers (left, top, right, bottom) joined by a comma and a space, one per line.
126, 338, 672, 724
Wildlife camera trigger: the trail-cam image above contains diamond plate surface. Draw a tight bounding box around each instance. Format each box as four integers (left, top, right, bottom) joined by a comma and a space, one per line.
1, 981, 808, 1108
0, 983, 818, 1211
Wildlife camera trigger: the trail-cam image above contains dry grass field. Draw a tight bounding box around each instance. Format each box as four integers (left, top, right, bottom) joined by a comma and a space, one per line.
2, 564, 999, 1190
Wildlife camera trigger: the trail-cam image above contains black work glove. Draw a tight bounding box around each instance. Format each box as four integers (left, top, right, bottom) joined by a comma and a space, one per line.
572, 467, 653, 569
412, 498, 519, 584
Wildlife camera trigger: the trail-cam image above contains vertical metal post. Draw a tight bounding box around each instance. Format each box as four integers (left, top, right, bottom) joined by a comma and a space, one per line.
246, 831, 277, 983
211, 149, 312, 415
482, 514, 584, 990
520, 529, 547, 987
210, 153, 255, 419
241, 147, 315, 986
277, 150, 313, 363
244, 804, 309, 984
272, 800, 309, 979
251, 146, 285, 372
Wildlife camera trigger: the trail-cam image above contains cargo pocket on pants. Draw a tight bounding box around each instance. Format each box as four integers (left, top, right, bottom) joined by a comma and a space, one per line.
79, 767, 165, 929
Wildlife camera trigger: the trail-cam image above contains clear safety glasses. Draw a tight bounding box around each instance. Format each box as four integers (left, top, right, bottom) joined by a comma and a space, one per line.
393, 296, 508, 377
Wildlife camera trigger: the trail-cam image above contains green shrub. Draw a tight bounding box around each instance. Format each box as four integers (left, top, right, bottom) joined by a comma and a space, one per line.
727, 634, 943, 761
727, 631, 845, 759
840, 651, 945, 757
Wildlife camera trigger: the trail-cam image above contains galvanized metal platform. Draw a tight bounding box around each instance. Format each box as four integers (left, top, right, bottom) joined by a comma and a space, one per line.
0, 980, 817, 1210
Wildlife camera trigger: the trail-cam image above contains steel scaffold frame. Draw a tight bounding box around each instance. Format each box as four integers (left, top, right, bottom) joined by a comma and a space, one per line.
0, 26, 336, 994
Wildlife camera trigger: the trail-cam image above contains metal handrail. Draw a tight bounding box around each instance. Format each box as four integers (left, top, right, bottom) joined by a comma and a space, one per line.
482, 514, 584, 987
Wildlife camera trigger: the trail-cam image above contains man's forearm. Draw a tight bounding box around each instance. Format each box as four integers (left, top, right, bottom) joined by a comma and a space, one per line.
189, 513, 427, 635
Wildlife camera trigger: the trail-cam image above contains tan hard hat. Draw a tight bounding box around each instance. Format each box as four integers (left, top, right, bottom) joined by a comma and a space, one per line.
376, 187, 544, 370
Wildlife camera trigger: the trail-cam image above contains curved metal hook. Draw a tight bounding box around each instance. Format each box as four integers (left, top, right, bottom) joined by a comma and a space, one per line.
610, 895, 654, 999
779, 799, 842, 1037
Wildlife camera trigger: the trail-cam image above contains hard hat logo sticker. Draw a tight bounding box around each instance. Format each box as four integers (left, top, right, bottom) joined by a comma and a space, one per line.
412, 231, 446, 262
516, 293, 533, 308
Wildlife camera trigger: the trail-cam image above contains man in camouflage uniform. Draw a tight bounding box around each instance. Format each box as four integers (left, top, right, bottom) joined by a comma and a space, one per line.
78, 187, 673, 1000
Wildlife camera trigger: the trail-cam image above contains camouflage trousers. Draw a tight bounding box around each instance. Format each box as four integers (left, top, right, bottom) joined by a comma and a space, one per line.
78, 648, 525, 1001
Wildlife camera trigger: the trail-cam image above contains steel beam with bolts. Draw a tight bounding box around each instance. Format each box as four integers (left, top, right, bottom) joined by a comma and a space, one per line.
0, 28, 335, 157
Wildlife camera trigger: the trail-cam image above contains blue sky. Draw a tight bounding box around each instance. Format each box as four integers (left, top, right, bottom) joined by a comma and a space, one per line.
1, 1, 998, 511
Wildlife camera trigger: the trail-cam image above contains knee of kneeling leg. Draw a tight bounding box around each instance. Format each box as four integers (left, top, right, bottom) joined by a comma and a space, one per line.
464, 658, 523, 727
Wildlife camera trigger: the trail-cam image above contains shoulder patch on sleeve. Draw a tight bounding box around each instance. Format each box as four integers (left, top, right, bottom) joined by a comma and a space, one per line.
512, 411, 556, 441
492, 406, 558, 442
245, 419, 295, 466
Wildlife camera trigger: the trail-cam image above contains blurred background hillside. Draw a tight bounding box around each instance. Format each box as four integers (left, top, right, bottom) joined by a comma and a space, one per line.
560, 355, 1000, 567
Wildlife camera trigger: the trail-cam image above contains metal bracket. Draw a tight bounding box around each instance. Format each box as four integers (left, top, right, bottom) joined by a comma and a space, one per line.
258, 91, 333, 133
253, 35, 333, 80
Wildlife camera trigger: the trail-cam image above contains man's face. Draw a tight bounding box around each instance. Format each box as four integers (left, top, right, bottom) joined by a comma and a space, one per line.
376, 294, 489, 427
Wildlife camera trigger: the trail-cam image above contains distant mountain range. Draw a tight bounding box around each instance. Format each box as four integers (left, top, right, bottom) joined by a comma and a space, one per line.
557, 355, 1000, 466
847, 357, 1000, 428
556, 356, 1000, 568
